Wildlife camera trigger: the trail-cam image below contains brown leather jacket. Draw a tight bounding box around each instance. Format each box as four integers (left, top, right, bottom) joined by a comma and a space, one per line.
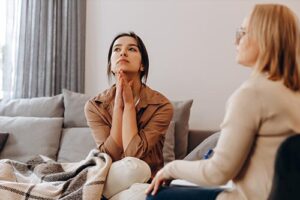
84, 84, 173, 174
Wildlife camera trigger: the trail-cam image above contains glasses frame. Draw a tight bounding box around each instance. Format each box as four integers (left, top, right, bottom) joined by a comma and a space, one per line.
235, 27, 247, 45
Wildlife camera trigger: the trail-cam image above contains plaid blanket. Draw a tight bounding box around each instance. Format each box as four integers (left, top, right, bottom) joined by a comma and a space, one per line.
0, 149, 112, 200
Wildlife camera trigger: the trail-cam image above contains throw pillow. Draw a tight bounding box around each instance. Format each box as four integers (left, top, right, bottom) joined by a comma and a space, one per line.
63, 89, 91, 128
57, 128, 96, 162
0, 95, 64, 117
0, 133, 9, 152
171, 100, 193, 159
0, 116, 63, 162
184, 132, 220, 161
163, 121, 175, 164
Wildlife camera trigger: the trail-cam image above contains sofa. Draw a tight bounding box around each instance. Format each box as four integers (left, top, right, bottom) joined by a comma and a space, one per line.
0, 89, 217, 198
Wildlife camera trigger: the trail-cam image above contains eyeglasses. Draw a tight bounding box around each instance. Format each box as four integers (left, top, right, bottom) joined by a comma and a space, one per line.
235, 27, 247, 45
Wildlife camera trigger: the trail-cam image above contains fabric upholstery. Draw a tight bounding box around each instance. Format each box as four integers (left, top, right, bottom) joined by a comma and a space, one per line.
63, 89, 91, 128
0, 116, 63, 162
0, 95, 64, 117
171, 100, 193, 159
184, 132, 220, 161
163, 121, 176, 164
0, 150, 111, 199
57, 128, 96, 162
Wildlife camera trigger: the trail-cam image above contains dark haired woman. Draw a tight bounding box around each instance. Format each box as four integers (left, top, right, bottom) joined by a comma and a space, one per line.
85, 32, 173, 199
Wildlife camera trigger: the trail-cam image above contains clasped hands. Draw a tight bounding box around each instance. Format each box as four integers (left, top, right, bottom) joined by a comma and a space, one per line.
114, 70, 135, 109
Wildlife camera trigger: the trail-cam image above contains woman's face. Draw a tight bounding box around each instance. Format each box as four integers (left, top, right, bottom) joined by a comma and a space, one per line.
110, 36, 143, 75
235, 17, 259, 67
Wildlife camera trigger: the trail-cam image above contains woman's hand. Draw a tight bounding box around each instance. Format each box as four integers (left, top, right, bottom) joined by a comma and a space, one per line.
122, 73, 134, 107
145, 168, 173, 196
114, 71, 124, 110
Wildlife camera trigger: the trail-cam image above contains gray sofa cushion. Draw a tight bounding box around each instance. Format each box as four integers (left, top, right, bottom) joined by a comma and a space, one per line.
171, 100, 193, 159
0, 133, 9, 152
0, 116, 63, 162
57, 128, 96, 162
0, 95, 64, 117
63, 89, 91, 128
163, 121, 175, 164
184, 132, 220, 161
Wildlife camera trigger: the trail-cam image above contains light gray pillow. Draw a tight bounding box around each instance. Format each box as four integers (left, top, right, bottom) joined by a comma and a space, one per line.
0, 116, 63, 162
57, 128, 96, 162
0, 95, 64, 117
171, 100, 193, 159
63, 89, 91, 128
163, 121, 175, 164
184, 132, 220, 161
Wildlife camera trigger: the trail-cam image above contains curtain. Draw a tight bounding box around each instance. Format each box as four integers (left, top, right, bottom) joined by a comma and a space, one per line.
3, 0, 86, 99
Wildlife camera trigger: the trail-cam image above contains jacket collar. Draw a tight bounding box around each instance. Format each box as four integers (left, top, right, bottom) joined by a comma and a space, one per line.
94, 84, 163, 109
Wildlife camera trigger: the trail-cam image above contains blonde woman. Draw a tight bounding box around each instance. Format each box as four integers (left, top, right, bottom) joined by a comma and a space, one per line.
146, 4, 300, 200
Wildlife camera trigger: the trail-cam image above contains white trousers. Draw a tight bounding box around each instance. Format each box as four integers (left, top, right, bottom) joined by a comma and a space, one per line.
103, 157, 151, 199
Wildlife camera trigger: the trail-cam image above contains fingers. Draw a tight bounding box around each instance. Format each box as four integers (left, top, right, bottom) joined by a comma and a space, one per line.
145, 179, 155, 195
121, 77, 134, 105
152, 178, 162, 195
116, 73, 123, 92
145, 170, 166, 196
115, 70, 134, 105
145, 177, 161, 196
116, 71, 127, 91
128, 80, 134, 87
114, 71, 124, 108
116, 70, 123, 83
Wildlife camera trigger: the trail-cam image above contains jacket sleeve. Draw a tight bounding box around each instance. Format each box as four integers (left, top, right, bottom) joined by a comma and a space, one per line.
124, 101, 174, 158
163, 86, 262, 186
84, 100, 123, 161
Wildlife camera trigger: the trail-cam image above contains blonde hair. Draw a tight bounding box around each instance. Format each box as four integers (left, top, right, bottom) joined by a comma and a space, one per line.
249, 4, 300, 91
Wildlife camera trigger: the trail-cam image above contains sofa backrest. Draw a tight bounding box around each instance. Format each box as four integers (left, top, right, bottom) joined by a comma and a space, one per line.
0, 95, 64, 162
0, 95, 64, 117
57, 127, 96, 162
0, 90, 195, 165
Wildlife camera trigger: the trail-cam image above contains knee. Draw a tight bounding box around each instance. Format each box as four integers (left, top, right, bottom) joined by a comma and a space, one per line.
116, 157, 151, 181
103, 157, 151, 198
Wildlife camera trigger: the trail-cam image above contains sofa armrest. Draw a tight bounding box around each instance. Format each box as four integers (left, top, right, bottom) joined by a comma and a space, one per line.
187, 130, 217, 155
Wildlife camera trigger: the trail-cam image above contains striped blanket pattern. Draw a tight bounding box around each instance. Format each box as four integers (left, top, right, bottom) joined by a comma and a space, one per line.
0, 149, 112, 200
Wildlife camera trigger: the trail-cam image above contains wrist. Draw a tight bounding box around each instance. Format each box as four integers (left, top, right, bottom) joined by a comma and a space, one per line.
113, 105, 123, 111
124, 103, 135, 110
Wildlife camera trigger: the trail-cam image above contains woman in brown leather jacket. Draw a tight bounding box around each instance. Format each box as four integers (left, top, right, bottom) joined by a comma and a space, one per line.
85, 32, 173, 199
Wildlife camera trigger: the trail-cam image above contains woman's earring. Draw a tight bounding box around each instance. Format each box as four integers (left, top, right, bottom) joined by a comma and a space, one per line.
140, 66, 144, 71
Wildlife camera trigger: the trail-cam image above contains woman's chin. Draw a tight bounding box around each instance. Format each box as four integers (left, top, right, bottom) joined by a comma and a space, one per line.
236, 57, 242, 65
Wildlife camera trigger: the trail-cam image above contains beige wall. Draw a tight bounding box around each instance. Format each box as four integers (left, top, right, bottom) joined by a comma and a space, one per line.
85, 0, 300, 130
